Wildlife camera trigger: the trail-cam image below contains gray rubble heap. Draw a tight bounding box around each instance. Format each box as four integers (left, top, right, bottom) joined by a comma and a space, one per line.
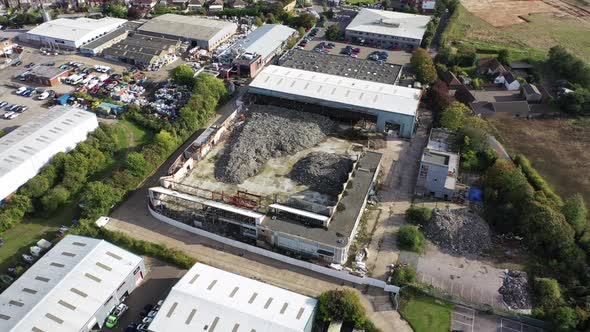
424, 208, 492, 255
290, 152, 354, 196
499, 270, 532, 310
215, 106, 334, 184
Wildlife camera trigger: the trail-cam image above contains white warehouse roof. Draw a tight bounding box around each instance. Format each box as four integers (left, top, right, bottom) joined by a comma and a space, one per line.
26, 17, 126, 46
249, 65, 421, 117
234, 24, 295, 60
148, 263, 318, 332
0, 106, 98, 201
346, 9, 431, 40
0, 235, 143, 332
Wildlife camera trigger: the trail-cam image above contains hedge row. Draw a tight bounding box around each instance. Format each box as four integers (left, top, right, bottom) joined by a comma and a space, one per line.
513, 154, 563, 207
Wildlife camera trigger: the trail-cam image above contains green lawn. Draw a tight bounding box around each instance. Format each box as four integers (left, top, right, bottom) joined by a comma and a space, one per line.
443, 4, 590, 62
118, 119, 153, 148
0, 205, 78, 272
400, 290, 453, 332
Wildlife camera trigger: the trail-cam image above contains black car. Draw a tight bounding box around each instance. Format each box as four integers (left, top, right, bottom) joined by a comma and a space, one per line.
43, 62, 55, 66
25, 62, 35, 68
12, 60, 22, 67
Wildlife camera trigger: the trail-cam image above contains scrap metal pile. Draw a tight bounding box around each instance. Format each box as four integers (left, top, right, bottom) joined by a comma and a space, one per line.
499, 270, 532, 310
424, 208, 492, 255
215, 106, 334, 184
290, 152, 354, 196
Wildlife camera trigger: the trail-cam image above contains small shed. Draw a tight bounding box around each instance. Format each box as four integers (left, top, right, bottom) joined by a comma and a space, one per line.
56, 93, 72, 105
97, 102, 124, 115
522, 84, 542, 103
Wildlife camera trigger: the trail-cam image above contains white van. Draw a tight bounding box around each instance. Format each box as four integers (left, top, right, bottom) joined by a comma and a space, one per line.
16, 86, 26, 94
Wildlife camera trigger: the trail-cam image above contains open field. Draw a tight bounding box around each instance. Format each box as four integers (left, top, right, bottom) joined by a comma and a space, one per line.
400, 290, 453, 332
444, 4, 590, 62
461, 0, 560, 27
489, 117, 590, 208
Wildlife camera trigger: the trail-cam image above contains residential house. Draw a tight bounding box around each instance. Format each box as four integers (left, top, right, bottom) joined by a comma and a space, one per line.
169, 0, 188, 6
187, 0, 204, 9
230, 0, 247, 7
459, 75, 472, 85
440, 70, 461, 89
130, 0, 158, 8
502, 71, 520, 91
522, 83, 542, 103
422, 0, 436, 12
477, 58, 507, 76
473, 100, 530, 118
208, 0, 223, 11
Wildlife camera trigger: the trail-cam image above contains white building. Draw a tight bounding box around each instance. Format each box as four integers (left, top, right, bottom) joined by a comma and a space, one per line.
345, 9, 431, 49
0, 106, 98, 202
0, 235, 146, 332
416, 128, 459, 200
148, 263, 317, 332
23, 17, 127, 49
248, 65, 421, 137
218, 24, 296, 65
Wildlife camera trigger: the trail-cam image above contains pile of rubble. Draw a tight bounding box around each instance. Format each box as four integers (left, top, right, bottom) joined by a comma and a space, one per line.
499, 270, 532, 310
216, 106, 334, 184
424, 208, 492, 255
290, 152, 354, 196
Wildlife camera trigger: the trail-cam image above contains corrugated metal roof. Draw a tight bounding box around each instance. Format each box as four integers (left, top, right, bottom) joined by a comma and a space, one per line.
0, 106, 98, 200
148, 263, 317, 332
138, 14, 237, 42
233, 24, 295, 60
26, 17, 127, 44
249, 65, 421, 117
346, 9, 431, 40
0, 235, 143, 332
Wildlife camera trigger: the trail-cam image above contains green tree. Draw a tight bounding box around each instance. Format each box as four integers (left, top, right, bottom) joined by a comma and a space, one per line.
534, 277, 563, 310
153, 130, 178, 156
325, 24, 340, 41
80, 182, 123, 218
405, 205, 432, 226
125, 152, 149, 178
497, 49, 510, 65
397, 225, 426, 253
391, 264, 417, 286
172, 64, 196, 87
549, 306, 579, 331
61, 152, 90, 193
19, 174, 51, 198
411, 48, 431, 68
254, 17, 264, 26
103, 3, 128, 18
317, 289, 368, 328
562, 194, 588, 237
0, 129, 5, 138
440, 102, 469, 131
41, 185, 70, 213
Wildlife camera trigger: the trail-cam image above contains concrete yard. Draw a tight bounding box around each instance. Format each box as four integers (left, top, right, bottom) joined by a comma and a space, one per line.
181, 135, 354, 206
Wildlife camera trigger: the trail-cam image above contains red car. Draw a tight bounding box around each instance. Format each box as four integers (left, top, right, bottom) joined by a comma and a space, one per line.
352, 48, 361, 53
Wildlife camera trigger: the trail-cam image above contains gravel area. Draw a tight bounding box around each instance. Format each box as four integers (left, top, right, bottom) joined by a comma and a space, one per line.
424, 208, 492, 255
215, 106, 334, 184
290, 152, 354, 196
499, 270, 532, 310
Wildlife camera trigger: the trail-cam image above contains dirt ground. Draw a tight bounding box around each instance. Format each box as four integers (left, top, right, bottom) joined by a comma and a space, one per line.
489, 116, 590, 209
460, 0, 572, 27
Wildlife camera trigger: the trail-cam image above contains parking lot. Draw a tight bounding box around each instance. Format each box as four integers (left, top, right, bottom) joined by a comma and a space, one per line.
452, 305, 545, 332
104, 257, 186, 332
301, 27, 412, 65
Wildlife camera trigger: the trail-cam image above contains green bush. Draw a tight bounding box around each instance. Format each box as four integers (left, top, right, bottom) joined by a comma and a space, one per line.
534, 277, 563, 310
316, 289, 380, 331
514, 154, 562, 206
397, 225, 426, 253
391, 264, 417, 286
405, 205, 432, 226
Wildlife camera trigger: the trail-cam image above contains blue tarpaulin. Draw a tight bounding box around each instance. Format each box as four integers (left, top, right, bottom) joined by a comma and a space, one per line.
98, 102, 124, 115
56, 94, 71, 105
468, 186, 483, 202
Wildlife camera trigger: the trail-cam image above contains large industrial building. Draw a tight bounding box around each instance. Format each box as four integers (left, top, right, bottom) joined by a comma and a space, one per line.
416, 128, 460, 200
0, 235, 146, 332
103, 33, 181, 67
0, 106, 98, 202
137, 14, 237, 50
217, 24, 296, 77
248, 65, 422, 137
345, 9, 431, 49
23, 17, 127, 49
147, 263, 317, 332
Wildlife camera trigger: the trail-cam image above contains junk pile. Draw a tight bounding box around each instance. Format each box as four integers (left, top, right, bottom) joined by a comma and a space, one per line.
290, 152, 354, 196
499, 270, 532, 310
215, 106, 334, 184
424, 208, 492, 255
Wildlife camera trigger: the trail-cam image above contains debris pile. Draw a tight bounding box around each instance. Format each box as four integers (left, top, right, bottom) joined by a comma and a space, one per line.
424, 209, 492, 255
499, 270, 532, 310
290, 152, 354, 196
215, 106, 334, 184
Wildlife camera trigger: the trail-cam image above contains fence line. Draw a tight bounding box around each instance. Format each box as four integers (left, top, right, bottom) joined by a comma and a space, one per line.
148, 205, 399, 293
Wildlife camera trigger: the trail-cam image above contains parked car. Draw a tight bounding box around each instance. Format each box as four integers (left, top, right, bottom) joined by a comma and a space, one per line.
105, 303, 128, 328
43, 61, 55, 66
3, 111, 14, 119
12, 60, 22, 66
22, 254, 35, 265
0, 274, 14, 285
8, 112, 20, 119
37, 91, 50, 100
8, 104, 19, 111
141, 317, 153, 324
0, 101, 8, 108
7, 267, 18, 278
16, 86, 26, 94
25, 62, 35, 68
136, 323, 149, 332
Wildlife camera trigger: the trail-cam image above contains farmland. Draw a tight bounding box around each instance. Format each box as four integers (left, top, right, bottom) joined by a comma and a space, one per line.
443, 3, 590, 62
488, 117, 590, 208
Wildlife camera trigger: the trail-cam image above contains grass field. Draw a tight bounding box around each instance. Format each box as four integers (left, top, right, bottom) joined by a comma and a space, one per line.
489, 117, 590, 208
0, 119, 152, 274
400, 290, 453, 332
443, 4, 590, 62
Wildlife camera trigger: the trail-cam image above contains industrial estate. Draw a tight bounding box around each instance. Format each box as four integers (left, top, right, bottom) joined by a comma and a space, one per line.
0, 0, 588, 331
